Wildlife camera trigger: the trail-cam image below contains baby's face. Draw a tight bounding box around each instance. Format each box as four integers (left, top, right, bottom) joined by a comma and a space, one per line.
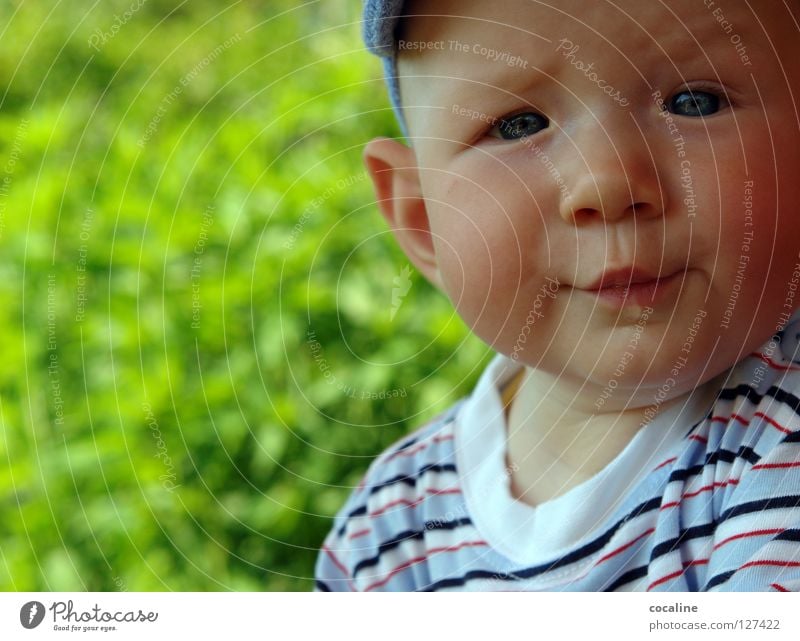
386, 0, 800, 405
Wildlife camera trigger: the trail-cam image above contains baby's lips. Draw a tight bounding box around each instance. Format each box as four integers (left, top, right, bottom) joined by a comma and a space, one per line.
585, 266, 672, 290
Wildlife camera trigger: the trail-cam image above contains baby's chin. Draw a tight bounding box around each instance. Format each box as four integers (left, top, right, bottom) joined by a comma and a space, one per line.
507, 340, 721, 402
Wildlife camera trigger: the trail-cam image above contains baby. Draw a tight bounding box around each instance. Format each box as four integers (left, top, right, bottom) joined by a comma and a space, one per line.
315, 0, 800, 591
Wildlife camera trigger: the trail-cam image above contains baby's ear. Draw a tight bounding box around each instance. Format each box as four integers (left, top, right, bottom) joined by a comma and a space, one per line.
363, 137, 443, 290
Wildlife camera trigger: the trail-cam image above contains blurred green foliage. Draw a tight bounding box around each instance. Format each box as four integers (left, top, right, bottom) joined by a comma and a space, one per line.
0, 0, 491, 590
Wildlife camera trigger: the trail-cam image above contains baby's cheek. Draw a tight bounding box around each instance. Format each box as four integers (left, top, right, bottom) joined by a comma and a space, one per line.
424, 165, 555, 344
430, 227, 541, 347
435, 235, 515, 324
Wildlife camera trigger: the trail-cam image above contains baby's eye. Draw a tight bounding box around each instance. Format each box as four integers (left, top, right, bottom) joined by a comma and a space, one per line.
666, 90, 722, 117
489, 111, 549, 140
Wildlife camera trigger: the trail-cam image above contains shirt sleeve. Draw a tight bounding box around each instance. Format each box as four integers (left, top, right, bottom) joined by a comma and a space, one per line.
706, 430, 800, 591
314, 480, 370, 592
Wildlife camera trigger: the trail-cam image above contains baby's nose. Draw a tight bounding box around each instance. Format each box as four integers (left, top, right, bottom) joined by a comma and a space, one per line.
558, 120, 663, 225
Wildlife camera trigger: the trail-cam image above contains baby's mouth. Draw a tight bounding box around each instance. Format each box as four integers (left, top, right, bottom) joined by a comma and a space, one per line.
583, 268, 685, 307
586, 267, 663, 291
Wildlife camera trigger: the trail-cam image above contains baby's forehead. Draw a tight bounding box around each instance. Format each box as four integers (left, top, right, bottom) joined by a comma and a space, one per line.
402, 2, 771, 56
398, 0, 790, 36
396, 1, 795, 92
367, 0, 798, 136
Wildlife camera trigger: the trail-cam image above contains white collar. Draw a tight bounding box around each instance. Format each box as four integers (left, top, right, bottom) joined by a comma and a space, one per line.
453, 352, 721, 568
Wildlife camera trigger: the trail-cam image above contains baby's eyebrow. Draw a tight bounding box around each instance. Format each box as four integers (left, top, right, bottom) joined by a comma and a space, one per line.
423, 13, 740, 114
606, 13, 737, 72
442, 63, 557, 106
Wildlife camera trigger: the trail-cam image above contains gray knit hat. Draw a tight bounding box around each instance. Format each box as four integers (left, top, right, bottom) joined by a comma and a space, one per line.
362, 0, 408, 136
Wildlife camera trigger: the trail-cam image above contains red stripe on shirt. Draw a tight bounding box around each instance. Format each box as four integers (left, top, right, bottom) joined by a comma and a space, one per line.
751, 461, 800, 470
752, 353, 800, 372
322, 545, 356, 591
660, 479, 740, 510
647, 569, 684, 590
771, 582, 791, 592
647, 560, 709, 591
369, 488, 462, 518
753, 411, 794, 435
348, 528, 371, 541
684, 559, 708, 567
710, 411, 794, 436
364, 540, 489, 591
712, 528, 785, 551
739, 560, 800, 571
553, 529, 656, 588
595, 528, 655, 566
683, 479, 739, 498
384, 433, 455, 464
652, 456, 677, 472
710, 413, 751, 428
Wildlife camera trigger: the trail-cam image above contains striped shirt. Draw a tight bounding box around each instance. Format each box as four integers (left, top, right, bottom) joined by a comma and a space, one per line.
315, 315, 800, 591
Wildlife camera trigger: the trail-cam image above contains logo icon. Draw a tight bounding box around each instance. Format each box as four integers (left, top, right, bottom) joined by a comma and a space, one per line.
20, 601, 45, 629
391, 264, 413, 321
